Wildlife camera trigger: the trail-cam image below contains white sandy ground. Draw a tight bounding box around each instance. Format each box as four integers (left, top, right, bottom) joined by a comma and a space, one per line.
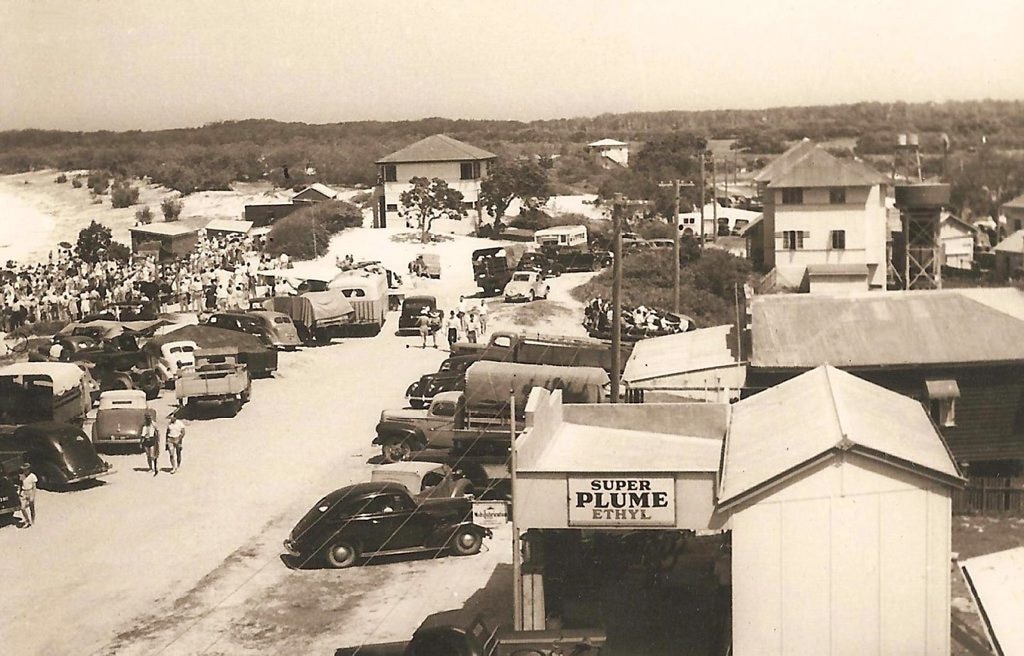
0, 174, 596, 654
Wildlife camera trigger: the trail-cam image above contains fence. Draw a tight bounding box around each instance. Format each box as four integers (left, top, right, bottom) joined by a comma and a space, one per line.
952, 477, 1024, 515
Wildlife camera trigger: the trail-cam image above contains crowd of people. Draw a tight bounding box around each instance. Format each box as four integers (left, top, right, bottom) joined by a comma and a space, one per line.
583, 297, 690, 340
417, 296, 489, 349
0, 232, 274, 333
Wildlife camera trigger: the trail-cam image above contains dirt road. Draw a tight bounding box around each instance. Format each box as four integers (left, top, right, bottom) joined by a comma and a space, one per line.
0, 318, 510, 655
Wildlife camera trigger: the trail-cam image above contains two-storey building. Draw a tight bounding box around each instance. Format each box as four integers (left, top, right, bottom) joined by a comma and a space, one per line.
753, 141, 889, 290
375, 134, 495, 232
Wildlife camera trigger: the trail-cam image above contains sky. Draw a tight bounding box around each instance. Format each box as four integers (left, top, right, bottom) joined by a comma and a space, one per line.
2, 0, 1023, 131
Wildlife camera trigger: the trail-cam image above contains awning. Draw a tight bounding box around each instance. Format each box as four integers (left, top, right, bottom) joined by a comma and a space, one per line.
925, 379, 960, 400
959, 546, 1024, 656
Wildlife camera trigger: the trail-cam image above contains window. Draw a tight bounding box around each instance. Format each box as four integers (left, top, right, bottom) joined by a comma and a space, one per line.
931, 399, 957, 427
460, 161, 481, 180
782, 230, 805, 250
781, 188, 803, 204
830, 230, 846, 250
385, 203, 398, 212
381, 165, 397, 182
829, 187, 846, 204
462, 200, 477, 210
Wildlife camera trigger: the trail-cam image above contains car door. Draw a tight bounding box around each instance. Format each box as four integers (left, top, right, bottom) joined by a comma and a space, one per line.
350, 494, 408, 554
384, 493, 433, 550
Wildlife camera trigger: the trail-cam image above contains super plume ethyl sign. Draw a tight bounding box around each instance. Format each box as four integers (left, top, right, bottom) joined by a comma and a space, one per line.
568, 476, 675, 527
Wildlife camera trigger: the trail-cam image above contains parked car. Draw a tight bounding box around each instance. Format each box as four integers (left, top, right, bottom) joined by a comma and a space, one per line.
176, 351, 250, 417
283, 482, 491, 569
205, 312, 277, 348
0, 422, 111, 489
405, 354, 479, 409
516, 251, 562, 278
244, 310, 302, 350
92, 390, 156, 450
399, 295, 438, 335
150, 339, 197, 388
0, 452, 25, 519
503, 271, 549, 303
647, 238, 675, 250
621, 232, 644, 249
369, 462, 474, 500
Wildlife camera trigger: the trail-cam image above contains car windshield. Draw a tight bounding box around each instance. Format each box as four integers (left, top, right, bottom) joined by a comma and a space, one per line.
512, 273, 531, 281
404, 300, 432, 314
273, 316, 292, 324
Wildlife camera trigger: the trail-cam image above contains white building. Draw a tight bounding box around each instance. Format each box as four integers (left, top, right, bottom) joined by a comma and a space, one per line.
752, 141, 890, 291
939, 212, 976, 270
375, 134, 495, 232
586, 138, 629, 168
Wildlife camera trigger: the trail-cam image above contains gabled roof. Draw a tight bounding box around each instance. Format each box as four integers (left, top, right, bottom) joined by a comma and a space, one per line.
293, 183, 338, 200
718, 366, 962, 507
940, 212, 977, 234
588, 138, 628, 147
376, 134, 496, 164
768, 147, 888, 188
752, 138, 815, 183
750, 290, 1024, 369
1003, 193, 1024, 210
622, 325, 738, 384
993, 229, 1024, 253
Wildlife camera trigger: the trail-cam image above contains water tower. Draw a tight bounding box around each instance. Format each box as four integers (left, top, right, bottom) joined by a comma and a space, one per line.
892, 133, 923, 182
895, 183, 949, 289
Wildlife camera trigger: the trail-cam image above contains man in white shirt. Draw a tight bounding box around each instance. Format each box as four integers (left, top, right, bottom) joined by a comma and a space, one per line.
18, 463, 37, 527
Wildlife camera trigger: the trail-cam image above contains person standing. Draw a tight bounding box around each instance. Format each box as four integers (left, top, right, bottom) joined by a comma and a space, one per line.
165, 414, 185, 473
466, 312, 479, 344
417, 310, 437, 349
18, 463, 37, 528
477, 299, 488, 335
443, 310, 459, 350
141, 414, 160, 476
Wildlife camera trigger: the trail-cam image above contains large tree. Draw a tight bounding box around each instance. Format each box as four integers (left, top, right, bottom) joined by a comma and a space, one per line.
399, 177, 466, 243
479, 158, 550, 225
76, 220, 114, 263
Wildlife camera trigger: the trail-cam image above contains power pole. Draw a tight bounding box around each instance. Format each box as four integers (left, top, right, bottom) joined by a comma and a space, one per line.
610, 193, 624, 404
673, 179, 681, 314
711, 154, 718, 242
699, 152, 706, 242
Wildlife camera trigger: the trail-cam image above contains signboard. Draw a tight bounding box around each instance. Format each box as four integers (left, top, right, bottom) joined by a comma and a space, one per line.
473, 501, 509, 528
567, 476, 676, 527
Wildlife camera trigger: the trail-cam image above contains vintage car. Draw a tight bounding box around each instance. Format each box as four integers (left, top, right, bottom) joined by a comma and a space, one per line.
244, 310, 302, 350
283, 481, 491, 569
0, 422, 111, 489
398, 295, 438, 335
204, 312, 278, 348
149, 325, 278, 378
0, 452, 25, 519
151, 339, 197, 387
503, 271, 549, 303
404, 354, 479, 409
92, 390, 156, 450
369, 461, 474, 500
516, 251, 563, 278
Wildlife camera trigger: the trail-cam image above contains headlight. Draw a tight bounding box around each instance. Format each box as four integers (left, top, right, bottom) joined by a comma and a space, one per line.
318, 504, 329, 513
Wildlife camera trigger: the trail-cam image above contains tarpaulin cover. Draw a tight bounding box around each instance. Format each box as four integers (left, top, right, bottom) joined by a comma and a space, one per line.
302, 291, 354, 322
59, 319, 168, 339
146, 325, 277, 374
464, 361, 608, 413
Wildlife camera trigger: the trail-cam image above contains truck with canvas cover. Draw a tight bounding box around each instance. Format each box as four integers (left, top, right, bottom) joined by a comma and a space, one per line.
374, 361, 608, 461
0, 362, 92, 434
329, 271, 389, 335
175, 351, 251, 417
264, 291, 354, 345
472, 246, 523, 296
146, 325, 278, 378
454, 331, 633, 375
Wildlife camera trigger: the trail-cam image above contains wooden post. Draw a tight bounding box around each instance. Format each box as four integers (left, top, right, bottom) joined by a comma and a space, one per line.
673, 180, 681, 314
699, 152, 706, 242
611, 194, 623, 404
511, 390, 521, 629
711, 154, 718, 242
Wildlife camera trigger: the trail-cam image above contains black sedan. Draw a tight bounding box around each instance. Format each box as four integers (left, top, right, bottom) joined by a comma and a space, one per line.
0, 422, 112, 490
283, 482, 491, 569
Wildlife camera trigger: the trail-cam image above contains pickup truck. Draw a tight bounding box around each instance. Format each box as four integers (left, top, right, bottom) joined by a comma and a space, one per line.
375, 361, 608, 462
334, 610, 605, 656
175, 352, 251, 417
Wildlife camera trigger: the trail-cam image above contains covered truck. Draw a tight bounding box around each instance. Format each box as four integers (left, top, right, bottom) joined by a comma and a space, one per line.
264, 291, 354, 345
374, 361, 608, 461
455, 331, 634, 375
176, 351, 251, 417
146, 325, 278, 378
329, 271, 389, 335
0, 362, 93, 432
472, 246, 523, 296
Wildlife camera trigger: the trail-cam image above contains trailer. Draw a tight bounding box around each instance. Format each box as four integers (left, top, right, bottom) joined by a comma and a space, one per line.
329, 271, 389, 335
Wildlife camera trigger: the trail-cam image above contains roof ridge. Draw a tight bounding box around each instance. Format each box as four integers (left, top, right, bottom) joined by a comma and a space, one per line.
822, 366, 851, 449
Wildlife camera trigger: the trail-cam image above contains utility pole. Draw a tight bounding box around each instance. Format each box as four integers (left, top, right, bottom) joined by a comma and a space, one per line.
699, 152, 706, 242
711, 154, 718, 242
673, 180, 681, 314
610, 193, 624, 404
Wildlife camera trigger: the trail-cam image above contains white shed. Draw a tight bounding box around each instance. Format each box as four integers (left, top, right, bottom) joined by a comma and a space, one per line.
718, 366, 963, 656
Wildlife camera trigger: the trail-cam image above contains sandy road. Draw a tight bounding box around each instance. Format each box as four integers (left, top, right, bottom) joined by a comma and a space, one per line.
0, 315, 512, 655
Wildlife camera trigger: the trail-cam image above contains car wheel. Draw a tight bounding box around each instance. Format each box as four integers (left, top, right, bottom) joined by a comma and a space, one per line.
382, 440, 412, 463
591, 259, 602, 272
324, 540, 360, 569
450, 527, 482, 556
409, 399, 424, 409
542, 287, 549, 299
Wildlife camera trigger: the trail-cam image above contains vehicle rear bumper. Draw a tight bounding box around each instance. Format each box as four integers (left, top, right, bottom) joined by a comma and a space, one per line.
283, 538, 300, 557
93, 436, 143, 446
67, 465, 114, 484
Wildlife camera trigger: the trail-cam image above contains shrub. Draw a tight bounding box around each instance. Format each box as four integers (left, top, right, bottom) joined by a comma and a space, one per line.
111, 180, 140, 208
55, 173, 68, 184
76, 220, 113, 263
348, 190, 372, 207
106, 241, 132, 262
87, 170, 111, 194
71, 176, 83, 188
135, 206, 154, 224
264, 211, 331, 260
309, 200, 363, 234
161, 197, 183, 221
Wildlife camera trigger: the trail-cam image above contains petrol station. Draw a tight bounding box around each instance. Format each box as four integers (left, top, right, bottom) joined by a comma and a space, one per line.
512, 365, 964, 655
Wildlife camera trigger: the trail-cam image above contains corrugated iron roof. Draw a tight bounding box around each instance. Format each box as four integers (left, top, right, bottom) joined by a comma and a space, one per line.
294, 183, 338, 200
952, 287, 1024, 321
750, 290, 1024, 369
588, 138, 628, 147
768, 147, 888, 188
130, 223, 198, 237
622, 325, 738, 384
752, 138, 815, 183
718, 366, 962, 506
376, 134, 496, 164
993, 229, 1024, 253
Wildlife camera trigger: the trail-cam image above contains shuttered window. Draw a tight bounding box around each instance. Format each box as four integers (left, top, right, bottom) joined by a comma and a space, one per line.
781, 230, 807, 250
781, 188, 803, 204
830, 230, 846, 250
